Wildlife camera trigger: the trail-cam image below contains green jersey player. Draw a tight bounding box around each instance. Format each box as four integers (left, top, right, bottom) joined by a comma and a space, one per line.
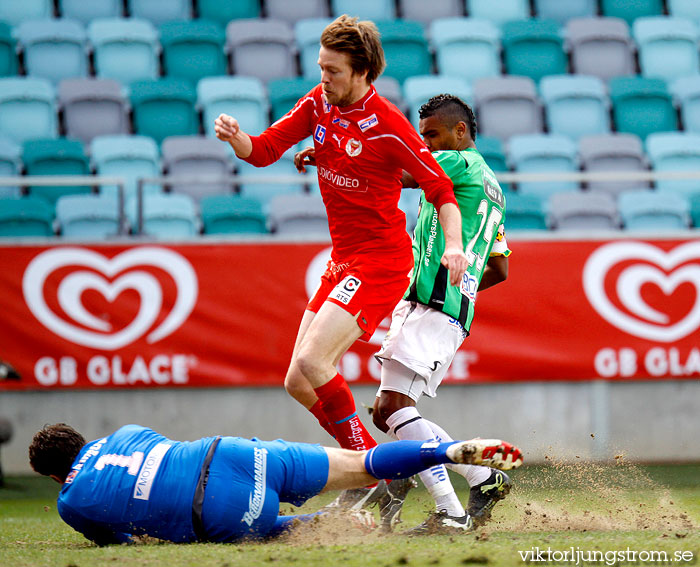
372, 94, 512, 535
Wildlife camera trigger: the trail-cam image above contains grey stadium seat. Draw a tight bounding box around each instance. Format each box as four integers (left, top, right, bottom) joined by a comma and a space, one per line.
473, 76, 543, 140
161, 136, 234, 202
265, 0, 329, 26
267, 194, 329, 237
579, 133, 650, 196
566, 17, 635, 82
549, 191, 620, 230
374, 76, 407, 114
58, 78, 129, 144
399, 0, 463, 25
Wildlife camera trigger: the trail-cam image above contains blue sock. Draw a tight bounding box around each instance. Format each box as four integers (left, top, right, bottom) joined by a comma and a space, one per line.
364, 440, 458, 479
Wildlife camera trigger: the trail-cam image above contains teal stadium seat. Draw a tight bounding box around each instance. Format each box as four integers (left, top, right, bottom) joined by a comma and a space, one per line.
198, 76, 268, 137
17, 19, 87, 84
130, 78, 199, 144
56, 193, 121, 239
0, 0, 52, 25
403, 75, 473, 130
296, 18, 333, 80
691, 193, 700, 227
399, 0, 463, 26
670, 76, 700, 134
609, 76, 677, 140
88, 18, 159, 85
502, 19, 567, 83
532, 0, 596, 25
501, 192, 548, 230
200, 194, 268, 235
266, 0, 329, 26
331, 0, 396, 20
430, 18, 502, 83
267, 77, 317, 123
91, 134, 161, 201
539, 75, 610, 140
197, 0, 260, 26
646, 132, 700, 197
0, 196, 54, 237
508, 134, 579, 197
127, 193, 199, 239
22, 138, 91, 203
376, 20, 431, 84
398, 188, 421, 233
466, 0, 529, 28
600, 0, 663, 25
618, 189, 690, 230
566, 17, 635, 82
668, 0, 700, 25
160, 20, 226, 84
0, 21, 17, 76
126, 0, 191, 25
0, 135, 21, 197
0, 77, 57, 144
476, 136, 509, 190
633, 17, 700, 82
226, 19, 296, 83
59, 0, 123, 25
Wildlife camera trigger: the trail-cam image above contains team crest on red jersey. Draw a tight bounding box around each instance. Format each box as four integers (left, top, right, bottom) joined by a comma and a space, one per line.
345, 138, 362, 157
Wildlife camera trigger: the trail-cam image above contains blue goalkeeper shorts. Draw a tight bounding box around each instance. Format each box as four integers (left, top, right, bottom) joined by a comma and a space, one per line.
200, 437, 329, 542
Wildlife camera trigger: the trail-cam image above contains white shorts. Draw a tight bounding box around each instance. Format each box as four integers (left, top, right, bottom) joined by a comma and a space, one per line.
374, 300, 467, 401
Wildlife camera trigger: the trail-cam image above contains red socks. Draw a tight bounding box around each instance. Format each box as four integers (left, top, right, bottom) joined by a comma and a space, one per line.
313, 373, 377, 451
309, 399, 335, 439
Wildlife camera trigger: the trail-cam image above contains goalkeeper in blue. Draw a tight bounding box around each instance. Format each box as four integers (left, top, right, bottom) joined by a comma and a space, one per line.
29, 423, 522, 545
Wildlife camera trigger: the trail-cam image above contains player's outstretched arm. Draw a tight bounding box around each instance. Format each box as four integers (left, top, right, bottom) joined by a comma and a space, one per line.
437, 202, 469, 286
214, 113, 253, 159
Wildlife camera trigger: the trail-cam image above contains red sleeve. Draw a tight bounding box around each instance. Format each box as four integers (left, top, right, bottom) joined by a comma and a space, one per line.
244, 87, 319, 167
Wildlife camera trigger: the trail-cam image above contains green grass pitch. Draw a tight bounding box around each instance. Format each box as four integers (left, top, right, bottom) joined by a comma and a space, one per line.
1, 462, 698, 567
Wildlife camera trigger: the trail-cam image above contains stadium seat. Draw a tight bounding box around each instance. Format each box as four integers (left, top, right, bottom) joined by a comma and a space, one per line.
0, 136, 21, 198
127, 193, 199, 239
539, 75, 610, 140
266, 0, 330, 26
476, 136, 509, 181
403, 75, 472, 129
58, 78, 129, 144
646, 132, 700, 196
237, 148, 305, 208
0, 77, 57, 144
17, 19, 87, 85
59, 0, 123, 25
532, 0, 596, 25
88, 18, 159, 85
130, 78, 199, 144
502, 19, 567, 83
0, 21, 17, 76
162, 136, 233, 201
267, 77, 317, 123
670, 76, 700, 134
200, 194, 267, 234
690, 193, 700, 227
56, 193, 121, 239
0, 196, 54, 236
22, 138, 91, 204
331, 0, 396, 20
198, 76, 268, 137
376, 20, 431, 84
429, 18, 502, 83
609, 76, 678, 140
566, 17, 635, 82
618, 189, 690, 230
508, 134, 579, 197
226, 19, 297, 83
398, 188, 421, 233
633, 17, 700, 82
374, 76, 407, 113
0, 0, 52, 25
466, 0, 529, 28
473, 76, 543, 140
126, 0, 191, 25
579, 133, 650, 196
502, 192, 548, 230
160, 20, 226, 84
267, 193, 329, 237
295, 18, 332, 80
600, 0, 663, 25
399, 0, 463, 25
668, 0, 700, 25
549, 191, 619, 230
197, 0, 260, 26
91, 134, 161, 201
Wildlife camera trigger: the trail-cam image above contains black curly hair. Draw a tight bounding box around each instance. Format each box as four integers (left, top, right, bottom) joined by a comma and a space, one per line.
418, 94, 477, 141
29, 423, 86, 481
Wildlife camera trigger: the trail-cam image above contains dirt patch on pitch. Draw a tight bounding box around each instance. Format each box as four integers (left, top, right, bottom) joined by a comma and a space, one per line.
279, 509, 383, 546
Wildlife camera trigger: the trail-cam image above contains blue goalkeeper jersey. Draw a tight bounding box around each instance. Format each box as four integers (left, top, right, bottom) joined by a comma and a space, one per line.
57, 424, 216, 544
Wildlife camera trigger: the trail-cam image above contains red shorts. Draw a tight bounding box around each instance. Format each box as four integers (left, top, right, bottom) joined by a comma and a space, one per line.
307, 255, 412, 341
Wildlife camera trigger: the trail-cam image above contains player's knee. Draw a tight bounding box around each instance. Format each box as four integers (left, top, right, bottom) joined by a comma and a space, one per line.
372, 398, 389, 433
373, 394, 406, 432
295, 349, 326, 383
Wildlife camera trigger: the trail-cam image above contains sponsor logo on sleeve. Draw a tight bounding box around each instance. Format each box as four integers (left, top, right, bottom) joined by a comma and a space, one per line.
331, 276, 362, 305
357, 114, 378, 132
133, 443, 171, 501
332, 117, 350, 128
314, 124, 326, 144
345, 138, 362, 157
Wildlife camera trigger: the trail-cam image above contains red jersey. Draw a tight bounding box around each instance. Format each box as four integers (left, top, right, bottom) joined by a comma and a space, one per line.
244, 84, 456, 264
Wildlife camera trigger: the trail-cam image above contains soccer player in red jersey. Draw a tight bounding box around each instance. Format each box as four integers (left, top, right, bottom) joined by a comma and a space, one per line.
215, 16, 468, 458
